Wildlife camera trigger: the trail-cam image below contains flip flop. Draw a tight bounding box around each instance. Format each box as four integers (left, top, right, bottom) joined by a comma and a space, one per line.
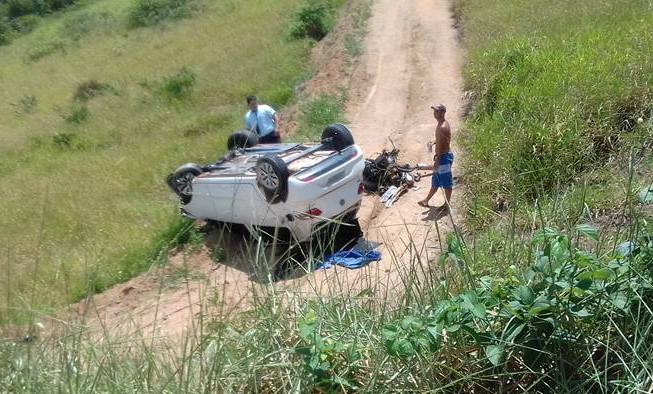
417, 201, 429, 208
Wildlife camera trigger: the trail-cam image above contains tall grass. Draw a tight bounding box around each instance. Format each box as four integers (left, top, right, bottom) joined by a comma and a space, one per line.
2, 186, 652, 392
456, 0, 653, 225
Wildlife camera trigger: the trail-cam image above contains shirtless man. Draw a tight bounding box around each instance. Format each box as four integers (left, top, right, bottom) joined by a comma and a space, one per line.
418, 104, 454, 208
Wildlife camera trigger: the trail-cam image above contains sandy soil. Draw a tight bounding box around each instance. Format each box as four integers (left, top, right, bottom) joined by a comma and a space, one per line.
36, 0, 465, 344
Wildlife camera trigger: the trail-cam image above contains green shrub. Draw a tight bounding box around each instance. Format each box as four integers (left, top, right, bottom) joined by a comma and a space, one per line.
73, 80, 114, 101
65, 102, 89, 123
6, 0, 36, 18
128, 0, 197, 28
161, 67, 195, 99
9, 14, 39, 33
0, 18, 12, 45
289, 0, 337, 41
61, 10, 114, 40
51, 132, 88, 150
25, 40, 65, 61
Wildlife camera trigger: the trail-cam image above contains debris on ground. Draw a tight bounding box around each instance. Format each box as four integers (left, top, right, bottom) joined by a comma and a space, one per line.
363, 148, 428, 206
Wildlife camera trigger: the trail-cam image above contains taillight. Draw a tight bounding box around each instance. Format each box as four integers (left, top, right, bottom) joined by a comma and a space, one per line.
306, 208, 322, 216
358, 182, 364, 194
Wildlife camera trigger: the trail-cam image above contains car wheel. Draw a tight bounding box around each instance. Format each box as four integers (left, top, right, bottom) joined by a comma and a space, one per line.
166, 163, 203, 204
321, 123, 355, 151
255, 154, 289, 204
227, 130, 259, 150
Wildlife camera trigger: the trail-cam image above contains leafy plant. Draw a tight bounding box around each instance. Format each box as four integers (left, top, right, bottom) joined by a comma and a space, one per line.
73, 80, 114, 102
295, 309, 362, 391
298, 93, 345, 139
161, 67, 196, 99
26, 40, 65, 62
64, 103, 89, 123
128, 0, 198, 27
382, 315, 440, 359
0, 18, 11, 45
289, 0, 336, 41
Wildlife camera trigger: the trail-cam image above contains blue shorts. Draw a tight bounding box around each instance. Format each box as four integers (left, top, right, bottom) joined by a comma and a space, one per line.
431, 152, 454, 189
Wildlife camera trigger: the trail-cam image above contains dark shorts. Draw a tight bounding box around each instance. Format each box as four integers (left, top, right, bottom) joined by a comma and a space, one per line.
259, 132, 281, 144
431, 152, 454, 189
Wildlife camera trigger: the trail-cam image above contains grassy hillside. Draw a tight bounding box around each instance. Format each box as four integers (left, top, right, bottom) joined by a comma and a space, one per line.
456, 0, 653, 227
0, 0, 338, 321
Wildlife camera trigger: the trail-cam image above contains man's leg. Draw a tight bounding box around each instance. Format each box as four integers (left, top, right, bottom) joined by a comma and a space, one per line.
418, 187, 438, 207
419, 172, 440, 207
443, 188, 452, 208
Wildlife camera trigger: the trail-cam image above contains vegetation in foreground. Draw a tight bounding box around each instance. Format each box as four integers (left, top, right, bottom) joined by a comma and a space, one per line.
1, 201, 652, 392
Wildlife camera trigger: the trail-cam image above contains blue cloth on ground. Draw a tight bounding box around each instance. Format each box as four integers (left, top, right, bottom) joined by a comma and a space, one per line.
316, 246, 382, 270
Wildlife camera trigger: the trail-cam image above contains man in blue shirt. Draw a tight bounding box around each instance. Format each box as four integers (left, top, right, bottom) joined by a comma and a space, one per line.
244, 95, 281, 143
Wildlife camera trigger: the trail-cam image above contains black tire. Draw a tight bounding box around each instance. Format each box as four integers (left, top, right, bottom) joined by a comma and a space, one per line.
227, 130, 259, 150
255, 154, 289, 204
166, 163, 203, 204
321, 123, 355, 151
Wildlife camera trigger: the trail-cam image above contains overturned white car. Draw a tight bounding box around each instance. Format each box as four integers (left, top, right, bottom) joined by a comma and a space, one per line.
166, 124, 365, 243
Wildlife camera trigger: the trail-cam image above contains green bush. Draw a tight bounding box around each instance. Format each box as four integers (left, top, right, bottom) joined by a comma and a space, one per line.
289, 0, 336, 41
161, 67, 196, 99
0, 17, 11, 45
9, 14, 39, 33
128, 0, 197, 28
73, 80, 114, 101
5, 0, 76, 18
25, 40, 65, 61
6, 0, 36, 18
64, 102, 89, 123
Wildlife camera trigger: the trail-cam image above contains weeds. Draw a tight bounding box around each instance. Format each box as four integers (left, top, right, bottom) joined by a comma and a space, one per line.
73, 80, 114, 101
64, 102, 89, 123
289, 0, 342, 41
161, 67, 196, 99
458, 0, 653, 223
2, 205, 652, 392
25, 40, 66, 62
17, 95, 37, 114
128, 0, 199, 28
61, 10, 115, 40
297, 92, 346, 139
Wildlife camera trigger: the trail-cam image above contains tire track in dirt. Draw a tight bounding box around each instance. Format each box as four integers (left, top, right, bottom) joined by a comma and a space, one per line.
284, 0, 465, 297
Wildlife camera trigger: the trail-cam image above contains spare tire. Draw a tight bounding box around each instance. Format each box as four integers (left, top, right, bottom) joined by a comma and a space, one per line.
166, 163, 203, 204
321, 123, 355, 151
227, 130, 259, 150
255, 154, 289, 204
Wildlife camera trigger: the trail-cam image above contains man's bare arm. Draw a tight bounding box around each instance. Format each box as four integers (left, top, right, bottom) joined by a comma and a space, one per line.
274, 113, 280, 133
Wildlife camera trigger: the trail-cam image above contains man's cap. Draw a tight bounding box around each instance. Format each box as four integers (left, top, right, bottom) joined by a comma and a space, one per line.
431, 104, 446, 112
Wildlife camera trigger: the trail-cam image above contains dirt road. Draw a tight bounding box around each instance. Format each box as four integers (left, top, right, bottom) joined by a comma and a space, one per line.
283, 0, 465, 297
59, 0, 464, 341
